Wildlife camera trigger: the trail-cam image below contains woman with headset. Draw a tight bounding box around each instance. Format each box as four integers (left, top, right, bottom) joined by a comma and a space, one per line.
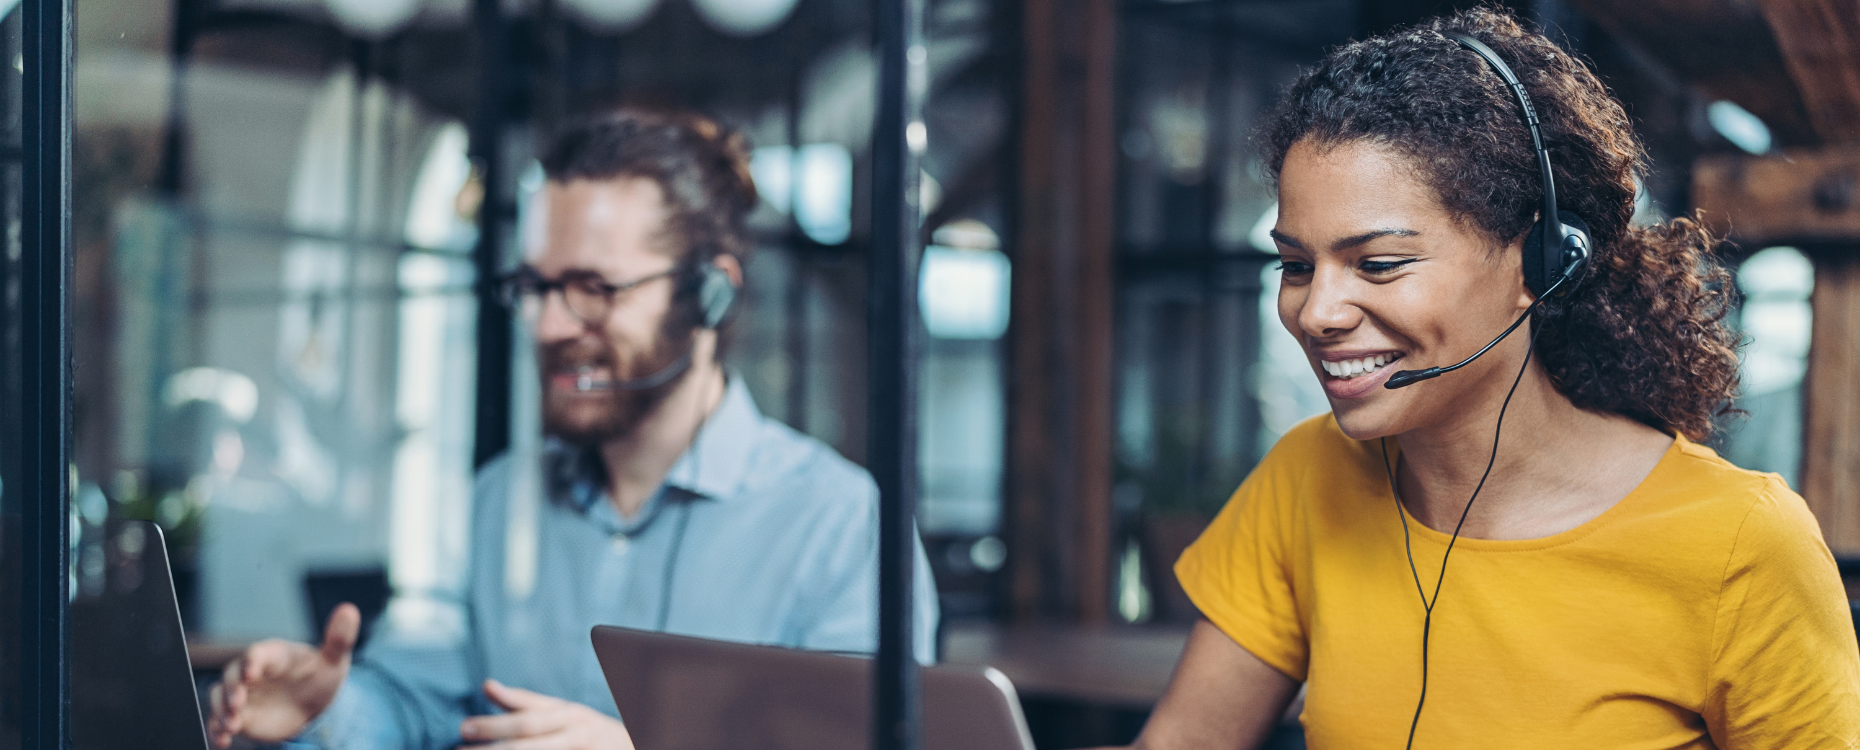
1115, 9, 1860, 749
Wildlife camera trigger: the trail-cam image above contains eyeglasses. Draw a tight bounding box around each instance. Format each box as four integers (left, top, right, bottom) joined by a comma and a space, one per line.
496, 266, 680, 326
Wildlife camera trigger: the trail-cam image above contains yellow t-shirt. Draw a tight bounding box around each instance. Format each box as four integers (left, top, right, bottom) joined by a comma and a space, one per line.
1176, 414, 1860, 748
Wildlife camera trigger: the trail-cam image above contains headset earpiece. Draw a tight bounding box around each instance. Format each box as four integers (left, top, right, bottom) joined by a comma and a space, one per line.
1521, 210, 1591, 298
695, 263, 737, 329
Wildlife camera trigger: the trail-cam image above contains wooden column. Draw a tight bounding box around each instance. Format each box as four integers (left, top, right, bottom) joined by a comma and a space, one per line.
1006, 0, 1116, 623
1696, 146, 1860, 552
1804, 248, 1860, 553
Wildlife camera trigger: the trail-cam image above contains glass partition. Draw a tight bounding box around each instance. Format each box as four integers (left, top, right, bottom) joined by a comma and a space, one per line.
53, 0, 1009, 741
0, 5, 24, 745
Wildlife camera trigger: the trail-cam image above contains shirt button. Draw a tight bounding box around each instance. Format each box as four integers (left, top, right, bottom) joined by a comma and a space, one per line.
610, 535, 630, 554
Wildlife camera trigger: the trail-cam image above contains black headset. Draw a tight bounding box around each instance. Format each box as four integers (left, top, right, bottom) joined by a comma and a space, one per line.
691, 262, 738, 331
1383, 32, 1592, 390
1450, 33, 1592, 299
1382, 32, 1597, 749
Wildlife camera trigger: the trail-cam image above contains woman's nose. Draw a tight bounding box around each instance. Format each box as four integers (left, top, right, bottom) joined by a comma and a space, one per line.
1297, 265, 1363, 339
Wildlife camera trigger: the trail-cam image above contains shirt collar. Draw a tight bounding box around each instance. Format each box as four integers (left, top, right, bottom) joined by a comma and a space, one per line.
550, 374, 761, 514
664, 374, 760, 502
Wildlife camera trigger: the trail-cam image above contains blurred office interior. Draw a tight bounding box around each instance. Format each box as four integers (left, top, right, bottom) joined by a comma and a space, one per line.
3, 0, 1859, 747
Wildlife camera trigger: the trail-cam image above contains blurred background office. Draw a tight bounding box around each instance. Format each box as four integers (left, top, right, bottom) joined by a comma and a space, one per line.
1, 0, 1857, 747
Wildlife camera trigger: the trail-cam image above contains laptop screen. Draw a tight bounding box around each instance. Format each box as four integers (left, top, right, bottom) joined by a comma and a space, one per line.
70, 520, 210, 750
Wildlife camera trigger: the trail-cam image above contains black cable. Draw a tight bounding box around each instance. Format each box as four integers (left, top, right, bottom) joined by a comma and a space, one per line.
656, 499, 694, 631
1383, 317, 1545, 750
654, 371, 714, 632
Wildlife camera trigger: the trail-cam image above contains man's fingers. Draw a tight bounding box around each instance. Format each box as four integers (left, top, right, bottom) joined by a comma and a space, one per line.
206, 684, 228, 744
321, 603, 362, 664
221, 656, 245, 688
244, 640, 300, 681
459, 708, 567, 741
482, 679, 555, 712
476, 736, 571, 750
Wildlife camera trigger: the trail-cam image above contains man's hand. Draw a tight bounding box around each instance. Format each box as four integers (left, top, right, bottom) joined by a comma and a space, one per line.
206, 603, 361, 748
459, 679, 637, 750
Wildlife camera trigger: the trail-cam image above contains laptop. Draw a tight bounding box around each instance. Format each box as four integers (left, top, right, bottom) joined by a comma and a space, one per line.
592, 626, 1036, 750
70, 520, 212, 750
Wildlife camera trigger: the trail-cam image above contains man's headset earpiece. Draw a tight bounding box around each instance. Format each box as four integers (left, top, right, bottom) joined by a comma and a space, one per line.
1383, 33, 1593, 390
693, 262, 737, 330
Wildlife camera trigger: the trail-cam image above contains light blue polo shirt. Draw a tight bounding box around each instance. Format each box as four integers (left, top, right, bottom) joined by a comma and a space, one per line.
300, 378, 940, 749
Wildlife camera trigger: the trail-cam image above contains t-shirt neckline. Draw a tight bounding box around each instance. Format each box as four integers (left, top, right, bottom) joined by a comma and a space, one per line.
1380, 431, 1685, 552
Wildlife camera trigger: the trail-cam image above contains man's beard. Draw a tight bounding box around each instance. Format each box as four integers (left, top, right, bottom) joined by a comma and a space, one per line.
538, 318, 696, 447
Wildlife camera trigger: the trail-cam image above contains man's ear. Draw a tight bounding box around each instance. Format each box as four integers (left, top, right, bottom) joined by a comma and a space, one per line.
713, 253, 744, 289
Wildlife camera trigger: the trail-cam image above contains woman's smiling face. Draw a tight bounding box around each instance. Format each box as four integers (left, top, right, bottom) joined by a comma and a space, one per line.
1273, 139, 1536, 440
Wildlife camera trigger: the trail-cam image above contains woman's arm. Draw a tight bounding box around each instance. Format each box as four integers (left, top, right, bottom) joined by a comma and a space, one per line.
1089, 618, 1298, 750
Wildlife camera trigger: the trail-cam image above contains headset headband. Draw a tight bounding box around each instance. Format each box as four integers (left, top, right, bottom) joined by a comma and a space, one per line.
1446, 32, 1560, 263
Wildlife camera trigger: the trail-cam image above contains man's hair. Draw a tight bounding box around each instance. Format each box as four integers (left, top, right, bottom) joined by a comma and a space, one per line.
539, 108, 759, 269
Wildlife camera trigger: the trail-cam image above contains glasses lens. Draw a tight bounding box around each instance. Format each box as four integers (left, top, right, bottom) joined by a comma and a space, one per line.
499, 272, 544, 319
561, 278, 610, 324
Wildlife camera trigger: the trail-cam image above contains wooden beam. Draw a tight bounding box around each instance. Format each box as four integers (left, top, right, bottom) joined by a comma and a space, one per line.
1565, 0, 1820, 146
1006, 0, 1116, 624
1693, 146, 1860, 247
1803, 248, 1860, 555
1757, 0, 1860, 143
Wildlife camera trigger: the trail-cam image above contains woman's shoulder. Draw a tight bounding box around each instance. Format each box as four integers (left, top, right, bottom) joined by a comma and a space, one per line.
1649, 438, 1828, 561
1661, 438, 1806, 518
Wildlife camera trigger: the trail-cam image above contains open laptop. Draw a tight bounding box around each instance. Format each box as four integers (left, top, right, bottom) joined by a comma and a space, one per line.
593, 626, 1037, 750
69, 519, 212, 750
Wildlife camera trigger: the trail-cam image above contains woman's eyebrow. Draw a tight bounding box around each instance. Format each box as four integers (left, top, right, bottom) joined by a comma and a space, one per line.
1333, 228, 1419, 250
1267, 229, 1306, 251
1268, 227, 1420, 253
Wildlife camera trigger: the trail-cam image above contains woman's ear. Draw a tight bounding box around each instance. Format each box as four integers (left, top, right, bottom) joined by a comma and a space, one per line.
1505, 237, 1537, 311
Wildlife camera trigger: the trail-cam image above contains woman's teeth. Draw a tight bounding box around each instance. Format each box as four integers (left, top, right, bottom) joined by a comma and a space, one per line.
1322, 353, 1399, 379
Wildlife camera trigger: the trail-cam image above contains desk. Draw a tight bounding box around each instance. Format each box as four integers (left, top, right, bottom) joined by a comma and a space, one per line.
941, 622, 1190, 709
188, 636, 250, 677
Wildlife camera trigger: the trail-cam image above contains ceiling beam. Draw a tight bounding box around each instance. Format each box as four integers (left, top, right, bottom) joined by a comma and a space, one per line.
1565, 0, 1820, 146
1694, 145, 1860, 247
1757, 0, 1860, 143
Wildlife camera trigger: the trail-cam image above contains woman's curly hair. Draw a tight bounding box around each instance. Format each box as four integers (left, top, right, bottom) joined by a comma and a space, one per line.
1260, 7, 1740, 441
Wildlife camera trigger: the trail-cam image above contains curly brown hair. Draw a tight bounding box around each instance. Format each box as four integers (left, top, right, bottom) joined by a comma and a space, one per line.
1260, 7, 1740, 441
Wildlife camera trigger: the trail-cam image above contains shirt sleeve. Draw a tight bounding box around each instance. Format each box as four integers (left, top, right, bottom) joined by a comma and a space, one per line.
288, 616, 486, 750
1705, 480, 1860, 748
790, 479, 941, 665
1173, 431, 1309, 682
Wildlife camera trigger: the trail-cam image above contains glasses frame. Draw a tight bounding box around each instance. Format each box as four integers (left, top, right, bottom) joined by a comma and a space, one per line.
498, 265, 682, 327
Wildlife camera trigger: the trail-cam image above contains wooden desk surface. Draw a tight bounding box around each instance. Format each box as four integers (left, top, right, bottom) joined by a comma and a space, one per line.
941, 622, 1190, 709
188, 637, 252, 675
190, 623, 1196, 710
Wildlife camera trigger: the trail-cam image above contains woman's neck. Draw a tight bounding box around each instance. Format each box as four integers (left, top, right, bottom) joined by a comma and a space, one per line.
1393, 361, 1672, 540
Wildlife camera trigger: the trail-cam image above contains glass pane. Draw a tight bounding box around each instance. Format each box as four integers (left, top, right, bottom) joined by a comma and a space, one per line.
0, 4, 22, 746
60, 0, 1015, 741
70, 3, 482, 743
1112, 2, 1348, 624
1720, 246, 1814, 487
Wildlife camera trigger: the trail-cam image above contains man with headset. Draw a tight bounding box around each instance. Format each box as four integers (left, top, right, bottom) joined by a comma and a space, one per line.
207, 108, 940, 750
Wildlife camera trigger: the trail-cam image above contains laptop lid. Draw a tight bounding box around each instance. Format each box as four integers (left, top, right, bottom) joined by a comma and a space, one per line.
70, 520, 211, 750
591, 626, 1035, 750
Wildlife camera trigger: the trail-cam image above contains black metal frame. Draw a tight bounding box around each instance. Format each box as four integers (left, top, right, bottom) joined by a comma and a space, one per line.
471, 0, 515, 469
4, 0, 923, 744
869, 0, 926, 746
17, 0, 72, 746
